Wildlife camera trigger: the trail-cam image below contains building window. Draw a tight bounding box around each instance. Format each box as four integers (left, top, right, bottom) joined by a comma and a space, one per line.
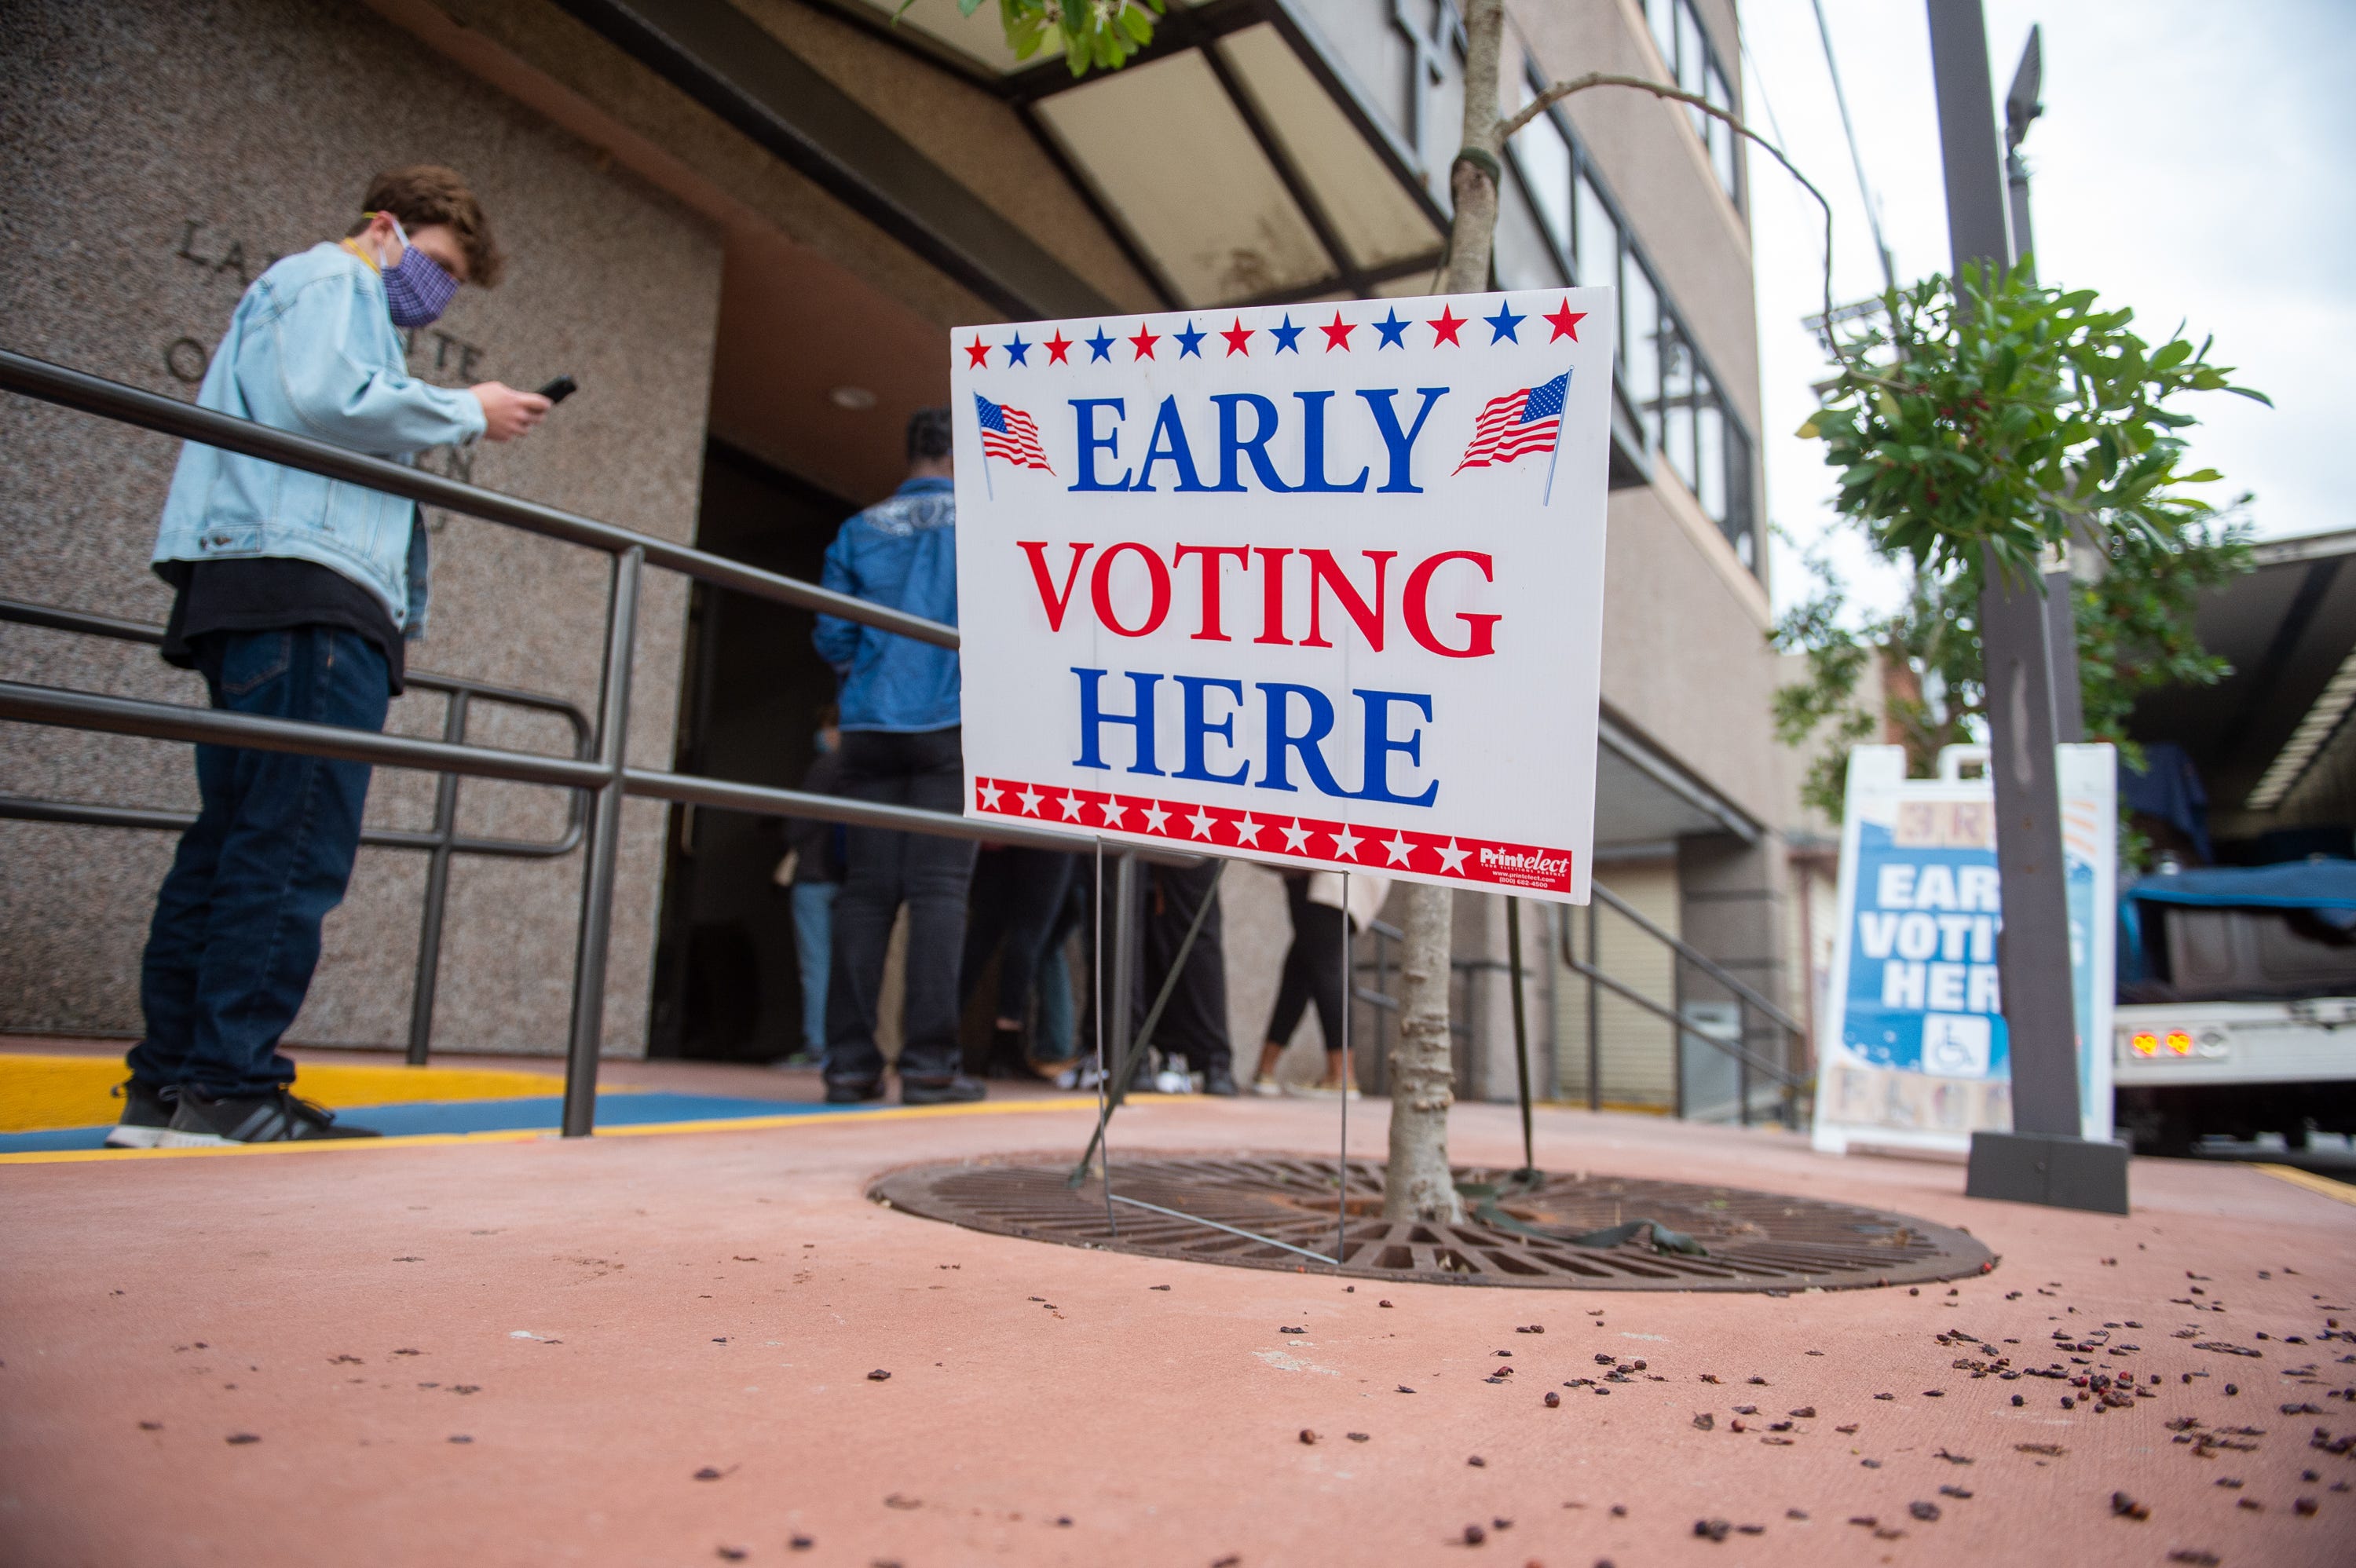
1502, 71, 1758, 576
1642, 0, 1742, 207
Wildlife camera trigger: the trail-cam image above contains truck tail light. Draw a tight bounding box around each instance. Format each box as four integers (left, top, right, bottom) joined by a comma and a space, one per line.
2130, 1030, 2159, 1057
2166, 1029, 2194, 1056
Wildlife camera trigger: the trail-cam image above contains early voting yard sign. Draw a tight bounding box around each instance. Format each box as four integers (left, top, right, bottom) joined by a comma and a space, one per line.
1813, 744, 2117, 1155
952, 291, 1615, 903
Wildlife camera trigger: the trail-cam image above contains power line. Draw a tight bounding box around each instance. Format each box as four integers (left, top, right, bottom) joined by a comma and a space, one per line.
1809, 0, 1897, 294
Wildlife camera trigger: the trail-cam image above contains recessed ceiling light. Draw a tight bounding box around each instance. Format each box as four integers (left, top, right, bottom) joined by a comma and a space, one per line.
829, 386, 876, 411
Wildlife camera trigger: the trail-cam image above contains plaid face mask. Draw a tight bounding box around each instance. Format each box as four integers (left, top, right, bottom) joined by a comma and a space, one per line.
379, 214, 459, 328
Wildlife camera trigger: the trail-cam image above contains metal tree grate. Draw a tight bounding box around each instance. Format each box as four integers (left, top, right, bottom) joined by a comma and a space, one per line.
869, 1153, 1995, 1292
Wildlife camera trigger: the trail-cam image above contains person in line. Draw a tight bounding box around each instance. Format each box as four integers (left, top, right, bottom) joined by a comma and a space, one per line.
957, 846, 1076, 1079
812, 407, 983, 1106
110, 166, 549, 1148
1251, 871, 1392, 1098
1032, 875, 1086, 1081
774, 704, 846, 1068
1134, 860, 1237, 1095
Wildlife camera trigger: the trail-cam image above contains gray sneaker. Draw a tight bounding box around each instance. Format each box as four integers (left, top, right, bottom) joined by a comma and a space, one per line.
104, 1079, 177, 1149
160, 1089, 382, 1146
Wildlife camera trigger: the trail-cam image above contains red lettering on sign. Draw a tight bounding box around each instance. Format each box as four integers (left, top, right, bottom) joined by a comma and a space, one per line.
1254, 547, 1294, 646
1172, 543, 1249, 641
1018, 540, 1092, 631
1403, 550, 1500, 658
1300, 550, 1396, 652
1091, 542, 1172, 638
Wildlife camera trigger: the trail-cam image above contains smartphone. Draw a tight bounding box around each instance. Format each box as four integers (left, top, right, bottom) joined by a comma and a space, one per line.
536, 375, 578, 404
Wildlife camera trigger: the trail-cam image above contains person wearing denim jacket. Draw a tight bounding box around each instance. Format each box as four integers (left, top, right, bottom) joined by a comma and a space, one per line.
810, 407, 986, 1106
108, 166, 551, 1149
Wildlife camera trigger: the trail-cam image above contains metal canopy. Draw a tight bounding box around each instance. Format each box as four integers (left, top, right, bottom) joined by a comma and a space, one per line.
551, 0, 1120, 318
571, 0, 1650, 482
830, 0, 1449, 305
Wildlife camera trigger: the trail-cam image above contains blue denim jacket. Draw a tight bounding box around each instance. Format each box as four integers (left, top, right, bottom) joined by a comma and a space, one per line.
151, 241, 486, 635
814, 477, 960, 732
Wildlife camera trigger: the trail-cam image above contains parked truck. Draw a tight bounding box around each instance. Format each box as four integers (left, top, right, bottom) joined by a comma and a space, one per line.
2111, 862, 2356, 1154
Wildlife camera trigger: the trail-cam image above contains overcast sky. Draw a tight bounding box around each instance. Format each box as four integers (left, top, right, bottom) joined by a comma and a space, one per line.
1741, 0, 2356, 620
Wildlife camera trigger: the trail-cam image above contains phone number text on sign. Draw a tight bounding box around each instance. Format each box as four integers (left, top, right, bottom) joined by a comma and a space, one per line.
952, 292, 1615, 905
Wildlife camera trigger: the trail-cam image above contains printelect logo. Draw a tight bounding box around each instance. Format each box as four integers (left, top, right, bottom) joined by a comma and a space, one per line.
1480, 846, 1570, 876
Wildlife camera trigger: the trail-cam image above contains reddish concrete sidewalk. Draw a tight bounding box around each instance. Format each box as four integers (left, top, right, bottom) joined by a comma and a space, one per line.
2, 1093, 2350, 1566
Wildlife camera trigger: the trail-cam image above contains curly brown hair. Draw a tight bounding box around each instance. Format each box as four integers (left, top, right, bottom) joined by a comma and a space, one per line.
349, 166, 505, 287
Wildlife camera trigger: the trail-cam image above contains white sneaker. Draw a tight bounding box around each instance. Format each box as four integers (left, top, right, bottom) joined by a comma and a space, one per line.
1152, 1066, 1195, 1095
1251, 1075, 1284, 1098
1283, 1080, 1363, 1102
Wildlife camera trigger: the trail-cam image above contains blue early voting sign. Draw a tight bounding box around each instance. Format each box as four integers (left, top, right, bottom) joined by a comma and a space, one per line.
1813, 744, 2116, 1154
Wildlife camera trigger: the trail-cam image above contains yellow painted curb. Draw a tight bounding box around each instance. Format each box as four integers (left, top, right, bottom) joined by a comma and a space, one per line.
0, 1095, 1101, 1166
2253, 1163, 2356, 1208
0, 1051, 573, 1132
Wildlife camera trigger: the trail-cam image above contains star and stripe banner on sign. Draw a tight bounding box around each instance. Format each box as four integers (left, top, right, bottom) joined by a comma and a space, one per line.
973, 777, 1574, 893
952, 290, 1616, 904
972, 393, 1052, 499
1456, 371, 1568, 468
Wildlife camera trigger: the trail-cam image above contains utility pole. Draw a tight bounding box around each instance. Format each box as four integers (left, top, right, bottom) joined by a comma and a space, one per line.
2003, 23, 2085, 744
1926, 0, 2127, 1213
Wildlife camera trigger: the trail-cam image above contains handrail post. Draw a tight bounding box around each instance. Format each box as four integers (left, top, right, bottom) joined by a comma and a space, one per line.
562, 546, 642, 1138
1584, 897, 1601, 1113
404, 688, 470, 1065
1736, 996, 1752, 1127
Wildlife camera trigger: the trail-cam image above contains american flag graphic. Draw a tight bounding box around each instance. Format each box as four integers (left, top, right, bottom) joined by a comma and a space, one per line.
1454, 371, 1570, 473
974, 393, 1054, 473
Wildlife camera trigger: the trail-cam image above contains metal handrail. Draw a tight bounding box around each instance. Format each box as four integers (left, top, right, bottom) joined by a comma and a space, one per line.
1590, 881, 1807, 1039
1, 596, 593, 1065
0, 349, 958, 649
0, 347, 1054, 1135
1561, 884, 1809, 1130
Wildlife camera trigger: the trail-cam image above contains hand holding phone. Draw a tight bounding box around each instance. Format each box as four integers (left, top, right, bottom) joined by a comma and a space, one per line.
536, 375, 579, 404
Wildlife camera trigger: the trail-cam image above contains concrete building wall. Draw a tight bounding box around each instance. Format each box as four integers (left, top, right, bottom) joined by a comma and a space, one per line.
0, 0, 720, 1054
1597, 484, 1779, 828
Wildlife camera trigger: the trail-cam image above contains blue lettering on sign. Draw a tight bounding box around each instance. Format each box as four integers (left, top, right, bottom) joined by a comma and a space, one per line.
1842, 822, 2009, 1077
1066, 388, 1453, 496
1068, 669, 1438, 807
1070, 398, 1132, 492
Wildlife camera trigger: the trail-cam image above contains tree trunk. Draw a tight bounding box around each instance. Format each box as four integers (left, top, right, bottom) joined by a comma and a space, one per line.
1383, 0, 1504, 1226
1385, 880, 1463, 1221
1441, 0, 1505, 295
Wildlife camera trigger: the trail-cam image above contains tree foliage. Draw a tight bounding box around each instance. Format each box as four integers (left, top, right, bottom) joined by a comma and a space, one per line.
1799, 266, 2266, 594
910, 0, 1164, 75
1772, 507, 2252, 828
1779, 267, 2261, 851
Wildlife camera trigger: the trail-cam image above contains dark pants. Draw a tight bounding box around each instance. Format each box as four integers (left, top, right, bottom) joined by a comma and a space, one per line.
131, 628, 389, 1098
1134, 859, 1231, 1071
1265, 875, 1348, 1053
960, 846, 1076, 1030
823, 726, 976, 1087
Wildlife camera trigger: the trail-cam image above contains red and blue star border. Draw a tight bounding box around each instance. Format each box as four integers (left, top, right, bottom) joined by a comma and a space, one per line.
971, 777, 1575, 894
960, 299, 1588, 370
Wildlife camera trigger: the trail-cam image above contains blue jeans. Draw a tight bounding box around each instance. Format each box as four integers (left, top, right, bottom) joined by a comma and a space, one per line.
130, 628, 388, 1098
823, 726, 975, 1088
791, 880, 839, 1056
1035, 939, 1076, 1063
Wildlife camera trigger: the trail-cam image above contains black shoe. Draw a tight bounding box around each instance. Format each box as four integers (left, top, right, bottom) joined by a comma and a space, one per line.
824, 1080, 885, 1105
160, 1088, 380, 1146
1201, 1062, 1240, 1098
104, 1078, 177, 1149
901, 1075, 987, 1106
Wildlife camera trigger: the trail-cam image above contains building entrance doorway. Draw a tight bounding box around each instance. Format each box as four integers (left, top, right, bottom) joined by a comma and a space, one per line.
649, 440, 853, 1062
